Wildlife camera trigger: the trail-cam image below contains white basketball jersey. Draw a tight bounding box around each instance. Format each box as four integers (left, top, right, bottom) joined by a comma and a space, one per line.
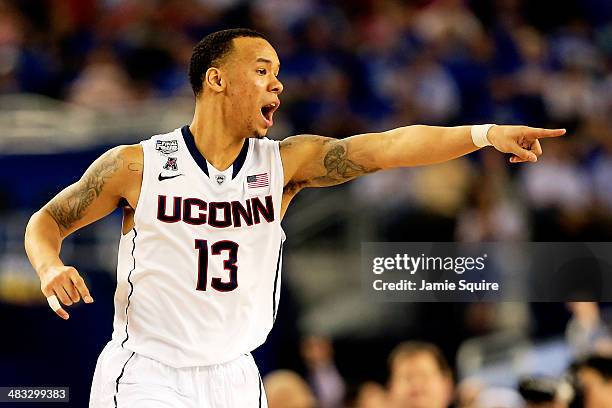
111, 126, 285, 368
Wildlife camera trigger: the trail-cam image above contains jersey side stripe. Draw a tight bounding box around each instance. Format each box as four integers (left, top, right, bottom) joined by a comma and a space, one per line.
258, 369, 264, 408
113, 351, 135, 408
121, 228, 137, 348
272, 242, 283, 322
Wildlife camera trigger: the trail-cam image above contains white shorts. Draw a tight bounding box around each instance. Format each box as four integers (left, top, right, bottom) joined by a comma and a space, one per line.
89, 340, 268, 408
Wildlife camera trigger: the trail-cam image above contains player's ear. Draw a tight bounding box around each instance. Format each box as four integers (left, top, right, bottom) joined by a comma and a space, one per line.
205, 67, 225, 92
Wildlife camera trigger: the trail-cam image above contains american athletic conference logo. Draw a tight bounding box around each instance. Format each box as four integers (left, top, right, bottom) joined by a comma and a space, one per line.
164, 157, 178, 171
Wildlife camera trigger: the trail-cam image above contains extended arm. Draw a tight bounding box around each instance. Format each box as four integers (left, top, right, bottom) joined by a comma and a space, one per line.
280, 124, 565, 192
24, 145, 142, 319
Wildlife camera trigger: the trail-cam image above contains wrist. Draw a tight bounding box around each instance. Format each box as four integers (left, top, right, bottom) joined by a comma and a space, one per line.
37, 261, 64, 278
471, 124, 496, 148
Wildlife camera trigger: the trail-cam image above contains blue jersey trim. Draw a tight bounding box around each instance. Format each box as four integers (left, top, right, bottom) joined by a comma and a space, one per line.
181, 125, 250, 179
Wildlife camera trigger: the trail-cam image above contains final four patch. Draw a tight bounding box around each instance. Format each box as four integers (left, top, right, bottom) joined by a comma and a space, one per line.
156, 140, 179, 155
163, 157, 178, 171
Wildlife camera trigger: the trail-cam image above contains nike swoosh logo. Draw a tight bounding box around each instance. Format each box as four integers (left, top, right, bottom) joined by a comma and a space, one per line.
158, 173, 184, 181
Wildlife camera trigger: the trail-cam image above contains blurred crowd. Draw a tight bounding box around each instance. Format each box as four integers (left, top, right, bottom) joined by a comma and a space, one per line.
265, 303, 612, 408
1, 0, 611, 241
2, 0, 612, 407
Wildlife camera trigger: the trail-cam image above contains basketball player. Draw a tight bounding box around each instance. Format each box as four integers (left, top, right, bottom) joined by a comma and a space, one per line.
24, 28, 565, 407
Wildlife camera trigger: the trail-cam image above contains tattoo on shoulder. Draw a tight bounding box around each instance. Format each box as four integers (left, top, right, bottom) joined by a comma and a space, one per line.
47, 150, 124, 231
316, 142, 378, 184
128, 162, 142, 172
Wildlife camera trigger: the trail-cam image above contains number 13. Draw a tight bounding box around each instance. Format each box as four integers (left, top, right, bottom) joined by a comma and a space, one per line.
195, 239, 239, 292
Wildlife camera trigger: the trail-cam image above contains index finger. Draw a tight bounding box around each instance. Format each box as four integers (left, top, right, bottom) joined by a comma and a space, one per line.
69, 270, 94, 304
528, 128, 566, 139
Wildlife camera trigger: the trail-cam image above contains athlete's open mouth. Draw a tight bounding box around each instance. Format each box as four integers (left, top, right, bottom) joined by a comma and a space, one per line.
260, 102, 280, 127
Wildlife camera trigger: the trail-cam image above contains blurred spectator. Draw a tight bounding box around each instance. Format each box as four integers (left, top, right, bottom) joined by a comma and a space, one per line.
264, 370, 317, 408
0, 1, 59, 95
411, 159, 475, 219
301, 335, 345, 408
455, 177, 527, 242
68, 47, 137, 111
566, 303, 612, 356
518, 376, 572, 408
252, 0, 315, 30
473, 387, 524, 408
456, 377, 484, 408
386, 341, 454, 408
352, 382, 387, 408
351, 167, 416, 211
522, 141, 592, 213
456, 147, 528, 242
388, 52, 460, 125
542, 66, 598, 124
521, 140, 594, 240
573, 355, 612, 408
413, 0, 485, 48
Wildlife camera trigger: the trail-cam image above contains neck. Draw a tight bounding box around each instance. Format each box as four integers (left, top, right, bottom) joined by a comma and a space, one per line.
189, 98, 247, 171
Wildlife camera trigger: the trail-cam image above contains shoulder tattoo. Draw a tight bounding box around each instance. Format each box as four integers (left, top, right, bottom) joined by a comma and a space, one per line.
47, 150, 124, 231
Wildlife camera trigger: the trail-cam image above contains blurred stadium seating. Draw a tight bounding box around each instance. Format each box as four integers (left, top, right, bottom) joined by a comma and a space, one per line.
1, 0, 611, 406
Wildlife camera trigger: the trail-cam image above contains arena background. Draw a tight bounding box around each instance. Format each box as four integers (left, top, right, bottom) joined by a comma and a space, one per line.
0, 0, 611, 406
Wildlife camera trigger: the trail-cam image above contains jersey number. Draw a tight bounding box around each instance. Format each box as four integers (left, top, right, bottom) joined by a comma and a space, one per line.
195, 240, 239, 292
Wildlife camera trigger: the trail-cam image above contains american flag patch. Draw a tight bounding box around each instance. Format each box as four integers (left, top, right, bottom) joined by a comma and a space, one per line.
247, 173, 269, 188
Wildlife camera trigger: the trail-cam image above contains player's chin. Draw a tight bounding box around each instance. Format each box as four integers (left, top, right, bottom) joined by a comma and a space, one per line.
253, 127, 268, 139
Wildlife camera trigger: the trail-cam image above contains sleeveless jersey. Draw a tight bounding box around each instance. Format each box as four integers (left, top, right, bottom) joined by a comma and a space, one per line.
111, 125, 285, 368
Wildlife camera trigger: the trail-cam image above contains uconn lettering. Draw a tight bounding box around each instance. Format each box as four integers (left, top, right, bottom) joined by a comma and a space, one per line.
157, 195, 275, 227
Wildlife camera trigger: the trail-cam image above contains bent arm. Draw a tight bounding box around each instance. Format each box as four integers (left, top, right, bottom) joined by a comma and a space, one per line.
25, 144, 142, 318
280, 124, 565, 191
25, 144, 142, 278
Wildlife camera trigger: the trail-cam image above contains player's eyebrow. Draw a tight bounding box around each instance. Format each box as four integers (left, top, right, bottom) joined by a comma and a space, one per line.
256, 57, 280, 69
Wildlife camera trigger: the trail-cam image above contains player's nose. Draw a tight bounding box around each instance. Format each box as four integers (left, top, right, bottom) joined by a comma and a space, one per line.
269, 77, 283, 95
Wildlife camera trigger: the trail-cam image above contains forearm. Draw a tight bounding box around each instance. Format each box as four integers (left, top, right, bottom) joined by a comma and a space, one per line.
24, 209, 65, 277
377, 125, 479, 169
283, 124, 564, 189
281, 125, 484, 188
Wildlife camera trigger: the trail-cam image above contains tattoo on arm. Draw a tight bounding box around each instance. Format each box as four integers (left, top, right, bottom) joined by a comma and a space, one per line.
47, 151, 124, 232
315, 142, 378, 185
128, 162, 142, 172
282, 137, 379, 196
324, 144, 366, 178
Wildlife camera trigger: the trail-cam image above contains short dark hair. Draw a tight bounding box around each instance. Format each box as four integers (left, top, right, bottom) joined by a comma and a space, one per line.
388, 341, 451, 377
188, 28, 267, 96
